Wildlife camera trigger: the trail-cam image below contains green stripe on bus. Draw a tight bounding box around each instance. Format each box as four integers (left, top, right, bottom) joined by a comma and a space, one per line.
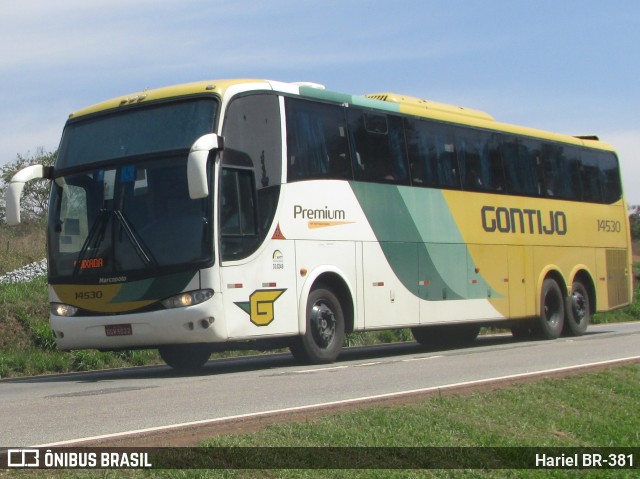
350, 182, 494, 301
297, 86, 352, 104
297, 86, 401, 113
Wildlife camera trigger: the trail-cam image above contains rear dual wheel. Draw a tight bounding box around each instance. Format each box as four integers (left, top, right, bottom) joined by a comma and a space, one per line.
516, 278, 590, 341
565, 281, 590, 336
536, 278, 565, 339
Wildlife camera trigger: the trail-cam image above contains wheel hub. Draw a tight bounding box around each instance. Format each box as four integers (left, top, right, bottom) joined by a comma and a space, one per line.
572, 292, 586, 321
311, 303, 336, 347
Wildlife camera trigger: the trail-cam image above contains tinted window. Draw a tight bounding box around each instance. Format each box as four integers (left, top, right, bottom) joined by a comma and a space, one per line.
405, 118, 460, 189
456, 129, 504, 192
600, 152, 622, 203
540, 144, 582, 200
222, 94, 282, 254
565, 147, 583, 200
219, 168, 259, 260
284, 97, 624, 205
502, 138, 543, 197
223, 94, 282, 187
58, 98, 217, 170
580, 151, 602, 203
348, 109, 409, 184
285, 97, 351, 181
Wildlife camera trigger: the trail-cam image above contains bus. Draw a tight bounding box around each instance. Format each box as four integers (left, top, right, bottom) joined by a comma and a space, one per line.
5, 79, 632, 371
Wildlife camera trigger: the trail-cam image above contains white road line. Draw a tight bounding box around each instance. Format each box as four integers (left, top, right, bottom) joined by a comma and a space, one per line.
402, 355, 444, 362
34, 355, 640, 448
290, 365, 348, 374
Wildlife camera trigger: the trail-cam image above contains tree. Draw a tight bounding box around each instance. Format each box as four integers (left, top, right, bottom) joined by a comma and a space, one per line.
630, 204, 640, 242
0, 148, 56, 223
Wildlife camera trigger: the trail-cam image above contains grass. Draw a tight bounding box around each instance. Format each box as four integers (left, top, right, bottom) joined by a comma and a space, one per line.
0, 224, 163, 377
0, 275, 162, 378
0, 222, 46, 274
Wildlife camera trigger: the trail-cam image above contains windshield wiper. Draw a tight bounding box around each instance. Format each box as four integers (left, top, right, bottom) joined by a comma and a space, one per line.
72, 208, 110, 277
113, 210, 158, 268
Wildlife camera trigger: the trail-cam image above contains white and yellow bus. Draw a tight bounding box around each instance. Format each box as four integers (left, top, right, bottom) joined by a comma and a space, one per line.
6, 79, 632, 370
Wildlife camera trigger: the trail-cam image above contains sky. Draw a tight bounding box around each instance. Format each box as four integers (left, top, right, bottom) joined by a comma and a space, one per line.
2, 0, 639, 203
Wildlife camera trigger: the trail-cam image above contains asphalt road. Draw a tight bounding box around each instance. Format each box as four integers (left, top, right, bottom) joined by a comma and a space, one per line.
2, 322, 639, 447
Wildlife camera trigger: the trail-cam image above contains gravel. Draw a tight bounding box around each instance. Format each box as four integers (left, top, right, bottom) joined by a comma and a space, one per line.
0, 259, 48, 284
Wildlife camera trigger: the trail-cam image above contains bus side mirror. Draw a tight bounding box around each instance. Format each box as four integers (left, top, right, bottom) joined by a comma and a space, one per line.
5, 164, 53, 225
187, 133, 224, 199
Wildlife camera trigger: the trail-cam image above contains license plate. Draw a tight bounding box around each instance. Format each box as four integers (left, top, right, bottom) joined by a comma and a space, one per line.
105, 324, 133, 337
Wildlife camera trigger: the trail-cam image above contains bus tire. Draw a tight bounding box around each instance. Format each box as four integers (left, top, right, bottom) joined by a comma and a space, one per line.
159, 344, 211, 372
536, 278, 565, 339
411, 326, 437, 347
290, 287, 345, 364
564, 281, 590, 336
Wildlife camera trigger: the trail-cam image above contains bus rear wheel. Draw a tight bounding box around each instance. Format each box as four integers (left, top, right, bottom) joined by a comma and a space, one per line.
536, 278, 565, 339
290, 287, 345, 364
564, 281, 590, 336
159, 344, 211, 372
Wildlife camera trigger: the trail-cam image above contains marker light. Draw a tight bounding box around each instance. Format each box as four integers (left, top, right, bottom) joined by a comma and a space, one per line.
51, 303, 79, 317
161, 289, 214, 310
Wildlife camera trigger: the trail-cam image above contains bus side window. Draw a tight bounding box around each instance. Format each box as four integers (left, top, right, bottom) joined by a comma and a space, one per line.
405, 118, 434, 187
502, 138, 543, 197
220, 167, 258, 260
405, 118, 459, 189
541, 143, 582, 200
566, 148, 583, 200
457, 130, 504, 193
222, 93, 281, 260
581, 151, 603, 203
599, 152, 622, 204
285, 97, 351, 181
347, 109, 409, 184
485, 135, 505, 192
223, 94, 282, 188
433, 125, 460, 189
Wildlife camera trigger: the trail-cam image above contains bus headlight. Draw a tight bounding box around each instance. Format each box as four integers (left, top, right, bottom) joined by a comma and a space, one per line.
51, 303, 79, 317
161, 289, 214, 309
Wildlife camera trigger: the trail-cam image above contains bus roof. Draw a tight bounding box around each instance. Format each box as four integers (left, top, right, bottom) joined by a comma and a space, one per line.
68, 79, 615, 152
68, 79, 269, 119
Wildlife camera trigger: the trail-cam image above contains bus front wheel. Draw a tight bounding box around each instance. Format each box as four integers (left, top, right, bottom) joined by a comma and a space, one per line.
290, 287, 345, 364
159, 344, 211, 372
536, 278, 565, 339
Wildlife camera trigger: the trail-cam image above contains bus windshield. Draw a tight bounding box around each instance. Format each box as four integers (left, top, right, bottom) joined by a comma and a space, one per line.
49, 155, 213, 282
57, 98, 217, 170
48, 99, 217, 282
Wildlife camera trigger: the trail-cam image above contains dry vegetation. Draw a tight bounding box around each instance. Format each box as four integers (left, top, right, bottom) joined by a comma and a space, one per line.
0, 222, 47, 275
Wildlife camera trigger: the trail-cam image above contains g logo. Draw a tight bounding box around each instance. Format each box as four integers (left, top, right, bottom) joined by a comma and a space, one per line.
235, 289, 286, 326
